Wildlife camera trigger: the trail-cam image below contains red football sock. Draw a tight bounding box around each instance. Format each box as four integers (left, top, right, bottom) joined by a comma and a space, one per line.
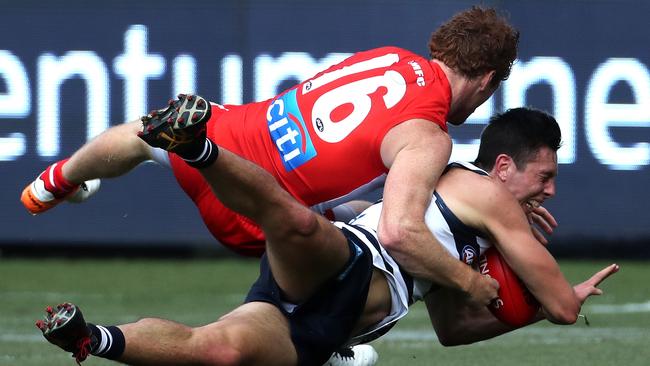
38, 159, 78, 198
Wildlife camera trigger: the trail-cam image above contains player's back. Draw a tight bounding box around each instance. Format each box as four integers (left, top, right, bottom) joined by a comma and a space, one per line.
219, 46, 452, 210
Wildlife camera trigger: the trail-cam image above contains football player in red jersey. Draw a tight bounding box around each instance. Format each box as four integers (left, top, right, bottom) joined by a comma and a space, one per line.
24, 6, 516, 308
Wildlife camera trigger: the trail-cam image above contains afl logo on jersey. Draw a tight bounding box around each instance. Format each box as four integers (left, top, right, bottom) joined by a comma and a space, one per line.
461, 245, 478, 265
267, 89, 317, 172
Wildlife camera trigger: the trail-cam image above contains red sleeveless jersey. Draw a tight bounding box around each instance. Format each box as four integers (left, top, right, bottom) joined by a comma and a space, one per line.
169, 47, 451, 256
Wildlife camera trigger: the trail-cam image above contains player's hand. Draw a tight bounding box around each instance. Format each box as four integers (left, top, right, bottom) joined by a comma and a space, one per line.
466, 272, 500, 306
573, 263, 620, 305
527, 205, 558, 245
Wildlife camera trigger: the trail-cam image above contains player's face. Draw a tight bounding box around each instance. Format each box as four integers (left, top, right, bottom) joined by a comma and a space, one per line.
504, 147, 558, 214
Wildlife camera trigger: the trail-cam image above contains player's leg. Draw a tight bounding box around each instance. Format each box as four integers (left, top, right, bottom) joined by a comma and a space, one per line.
62, 120, 153, 182
21, 119, 153, 214
137, 94, 352, 300
177, 148, 382, 365
198, 147, 352, 301
119, 302, 296, 365
37, 302, 296, 365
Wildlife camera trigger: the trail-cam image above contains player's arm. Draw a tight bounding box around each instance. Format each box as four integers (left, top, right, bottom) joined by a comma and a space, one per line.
470, 182, 581, 324
425, 174, 617, 341
424, 287, 515, 346
378, 119, 498, 304
425, 262, 619, 345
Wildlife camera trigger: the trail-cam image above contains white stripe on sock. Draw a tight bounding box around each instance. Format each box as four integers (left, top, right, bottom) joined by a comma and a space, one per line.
95, 326, 108, 354
48, 163, 58, 189
204, 139, 213, 162
184, 140, 211, 163
96, 325, 113, 355
105, 328, 114, 355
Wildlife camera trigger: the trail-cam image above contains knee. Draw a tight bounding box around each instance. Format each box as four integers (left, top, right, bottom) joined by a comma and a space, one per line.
262, 198, 320, 240
189, 327, 246, 366
199, 346, 244, 366
284, 206, 320, 238
127, 319, 246, 366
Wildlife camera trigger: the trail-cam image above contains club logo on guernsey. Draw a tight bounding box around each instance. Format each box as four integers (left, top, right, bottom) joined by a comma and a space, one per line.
408, 60, 425, 87
266, 89, 317, 171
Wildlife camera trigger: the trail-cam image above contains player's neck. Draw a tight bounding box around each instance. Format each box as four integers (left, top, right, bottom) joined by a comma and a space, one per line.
433, 59, 477, 121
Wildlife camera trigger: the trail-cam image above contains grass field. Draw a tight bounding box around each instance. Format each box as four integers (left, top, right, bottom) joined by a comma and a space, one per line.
1, 258, 649, 365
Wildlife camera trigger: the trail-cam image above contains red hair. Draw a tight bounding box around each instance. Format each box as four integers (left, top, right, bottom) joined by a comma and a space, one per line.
429, 6, 519, 85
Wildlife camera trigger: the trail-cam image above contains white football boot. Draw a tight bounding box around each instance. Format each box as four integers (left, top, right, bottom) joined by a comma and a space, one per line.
66, 179, 101, 204
323, 345, 379, 366
21, 176, 101, 215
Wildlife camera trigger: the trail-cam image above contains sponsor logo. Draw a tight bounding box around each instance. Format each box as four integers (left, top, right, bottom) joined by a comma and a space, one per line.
479, 252, 504, 309
266, 89, 317, 171
461, 244, 478, 265
479, 254, 488, 274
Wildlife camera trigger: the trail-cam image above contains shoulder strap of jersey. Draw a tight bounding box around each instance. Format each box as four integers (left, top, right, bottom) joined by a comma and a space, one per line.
443, 161, 489, 176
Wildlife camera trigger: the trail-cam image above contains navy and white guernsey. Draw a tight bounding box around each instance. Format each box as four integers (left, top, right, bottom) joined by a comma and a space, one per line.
337, 161, 492, 346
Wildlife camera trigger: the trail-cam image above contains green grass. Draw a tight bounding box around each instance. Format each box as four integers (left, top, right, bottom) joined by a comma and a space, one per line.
1, 259, 648, 365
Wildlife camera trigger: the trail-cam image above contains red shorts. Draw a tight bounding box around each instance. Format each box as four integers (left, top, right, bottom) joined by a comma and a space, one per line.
169, 153, 266, 257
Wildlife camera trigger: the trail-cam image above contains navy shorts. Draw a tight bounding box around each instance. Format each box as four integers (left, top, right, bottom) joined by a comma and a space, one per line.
244, 227, 373, 365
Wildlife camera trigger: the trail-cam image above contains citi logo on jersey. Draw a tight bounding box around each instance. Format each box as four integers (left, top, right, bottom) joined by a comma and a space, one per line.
266, 89, 317, 171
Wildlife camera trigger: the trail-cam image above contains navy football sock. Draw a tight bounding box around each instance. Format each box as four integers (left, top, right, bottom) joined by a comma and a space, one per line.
87, 323, 125, 360
179, 138, 219, 168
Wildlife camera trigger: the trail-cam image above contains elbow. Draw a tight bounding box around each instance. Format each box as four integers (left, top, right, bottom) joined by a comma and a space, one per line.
545, 301, 581, 325
438, 338, 455, 347
436, 326, 474, 347
427, 287, 478, 348
437, 333, 466, 347
377, 216, 417, 253
377, 226, 401, 253
548, 311, 578, 325
378, 225, 406, 255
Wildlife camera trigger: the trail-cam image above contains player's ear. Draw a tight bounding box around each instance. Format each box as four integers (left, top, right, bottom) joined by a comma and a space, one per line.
479, 70, 497, 91
494, 154, 514, 181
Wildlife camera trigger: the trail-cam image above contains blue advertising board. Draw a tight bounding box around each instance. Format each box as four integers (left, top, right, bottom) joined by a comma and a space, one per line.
1, 0, 649, 254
